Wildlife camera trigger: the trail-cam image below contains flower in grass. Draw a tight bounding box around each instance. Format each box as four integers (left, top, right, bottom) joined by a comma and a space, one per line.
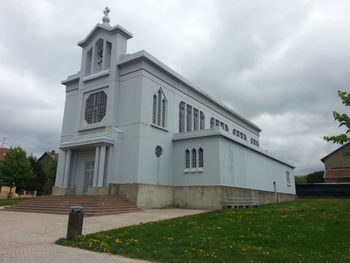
166, 237, 174, 241
114, 239, 123, 244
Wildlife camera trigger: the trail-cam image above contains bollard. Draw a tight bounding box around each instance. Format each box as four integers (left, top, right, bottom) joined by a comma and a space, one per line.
66, 205, 84, 239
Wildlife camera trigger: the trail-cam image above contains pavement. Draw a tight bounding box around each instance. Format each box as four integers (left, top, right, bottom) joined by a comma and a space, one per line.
0, 208, 205, 263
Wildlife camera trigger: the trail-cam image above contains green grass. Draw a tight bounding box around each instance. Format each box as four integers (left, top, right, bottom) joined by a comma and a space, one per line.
56, 199, 350, 263
0, 198, 30, 206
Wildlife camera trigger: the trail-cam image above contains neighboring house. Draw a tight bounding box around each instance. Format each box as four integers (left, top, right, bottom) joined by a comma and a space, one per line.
53, 8, 296, 209
0, 147, 10, 162
38, 150, 59, 171
321, 143, 350, 183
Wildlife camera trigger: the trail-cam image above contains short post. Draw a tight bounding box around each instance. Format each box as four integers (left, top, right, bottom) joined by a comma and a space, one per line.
66, 206, 84, 239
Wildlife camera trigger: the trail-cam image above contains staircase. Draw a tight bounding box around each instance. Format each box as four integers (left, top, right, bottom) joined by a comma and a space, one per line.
2, 195, 141, 216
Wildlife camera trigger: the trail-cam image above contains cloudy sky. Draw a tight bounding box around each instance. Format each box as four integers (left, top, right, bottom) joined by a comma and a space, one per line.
0, 0, 349, 174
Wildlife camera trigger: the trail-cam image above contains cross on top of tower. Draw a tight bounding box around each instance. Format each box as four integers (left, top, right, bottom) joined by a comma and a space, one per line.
102, 7, 110, 25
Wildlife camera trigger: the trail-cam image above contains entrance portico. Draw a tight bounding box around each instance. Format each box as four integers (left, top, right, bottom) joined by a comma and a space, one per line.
54, 140, 113, 195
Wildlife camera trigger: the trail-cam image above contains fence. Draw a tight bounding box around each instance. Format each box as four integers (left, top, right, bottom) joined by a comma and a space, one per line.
296, 183, 350, 198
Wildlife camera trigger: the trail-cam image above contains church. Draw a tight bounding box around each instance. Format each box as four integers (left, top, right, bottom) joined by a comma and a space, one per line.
53, 8, 296, 209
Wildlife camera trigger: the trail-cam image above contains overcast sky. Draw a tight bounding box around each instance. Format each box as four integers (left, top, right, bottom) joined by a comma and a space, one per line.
0, 0, 349, 175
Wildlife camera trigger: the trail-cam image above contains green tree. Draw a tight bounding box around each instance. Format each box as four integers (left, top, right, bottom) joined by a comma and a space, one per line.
0, 147, 35, 199
306, 171, 325, 183
324, 90, 350, 148
294, 175, 307, 184
27, 155, 46, 195
43, 158, 57, 194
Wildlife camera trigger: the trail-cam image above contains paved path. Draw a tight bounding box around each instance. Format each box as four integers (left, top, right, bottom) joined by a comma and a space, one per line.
0, 209, 205, 263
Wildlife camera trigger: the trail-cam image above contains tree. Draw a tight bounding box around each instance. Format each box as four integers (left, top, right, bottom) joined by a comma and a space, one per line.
27, 155, 46, 195
43, 158, 57, 194
0, 147, 34, 199
306, 171, 325, 183
294, 175, 307, 184
324, 90, 350, 148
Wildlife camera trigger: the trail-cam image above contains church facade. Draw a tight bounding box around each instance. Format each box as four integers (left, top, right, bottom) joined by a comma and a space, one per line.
53, 9, 296, 209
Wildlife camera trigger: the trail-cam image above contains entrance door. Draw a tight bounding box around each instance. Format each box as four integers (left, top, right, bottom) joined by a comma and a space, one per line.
83, 161, 94, 194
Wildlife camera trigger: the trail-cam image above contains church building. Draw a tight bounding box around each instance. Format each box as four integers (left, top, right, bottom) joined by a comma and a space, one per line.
54, 8, 296, 209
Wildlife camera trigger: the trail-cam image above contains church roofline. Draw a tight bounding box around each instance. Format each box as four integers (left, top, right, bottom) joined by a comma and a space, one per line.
118, 50, 262, 133
78, 23, 133, 47
173, 128, 295, 168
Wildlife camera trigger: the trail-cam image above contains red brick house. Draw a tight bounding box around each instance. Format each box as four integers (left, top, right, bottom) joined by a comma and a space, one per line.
0, 147, 10, 162
321, 143, 350, 183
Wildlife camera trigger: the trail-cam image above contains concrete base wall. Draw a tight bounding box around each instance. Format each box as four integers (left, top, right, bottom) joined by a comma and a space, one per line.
87, 187, 109, 195
52, 184, 296, 209
52, 187, 76, 196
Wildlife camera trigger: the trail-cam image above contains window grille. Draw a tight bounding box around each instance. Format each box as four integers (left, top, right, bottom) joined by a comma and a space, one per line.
152, 95, 157, 124
185, 149, 190, 168
200, 112, 205, 129
162, 99, 166, 127
194, 108, 199, 131
187, 105, 192, 132
210, 117, 214, 128
199, 148, 204, 168
179, 101, 185, 132
191, 148, 197, 168
157, 90, 162, 126
85, 91, 107, 124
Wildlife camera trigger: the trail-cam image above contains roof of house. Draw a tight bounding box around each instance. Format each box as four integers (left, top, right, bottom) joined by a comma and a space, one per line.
321, 142, 350, 163
0, 148, 10, 161
38, 151, 59, 162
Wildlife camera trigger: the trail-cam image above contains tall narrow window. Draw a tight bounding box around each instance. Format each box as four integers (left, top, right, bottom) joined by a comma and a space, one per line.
198, 148, 204, 168
179, 102, 185, 132
157, 90, 162, 126
187, 105, 192, 132
193, 108, 199, 131
224, 124, 229, 131
233, 129, 236, 135
152, 88, 167, 128
162, 99, 166, 127
220, 122, 225, 130
85, 48, 92, 75
200, 112, 205, 130
185, 149, 190, 169
191, 148, 197, 168
286, 171, 291, 186
215, 119, 220, 127
210, 117, 214, 128
152, 95, 157, 124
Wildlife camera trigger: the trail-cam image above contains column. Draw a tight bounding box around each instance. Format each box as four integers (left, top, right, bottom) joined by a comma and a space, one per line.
93, 146, 100, 187
56, 150, 67, 187
97, 145, 106, 187
62, 150, 72, 188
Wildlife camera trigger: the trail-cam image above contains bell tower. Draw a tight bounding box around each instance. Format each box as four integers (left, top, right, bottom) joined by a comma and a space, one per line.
78, 7, 133, 79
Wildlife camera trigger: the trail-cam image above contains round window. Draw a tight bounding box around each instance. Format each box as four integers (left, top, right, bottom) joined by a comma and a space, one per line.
155, 146, 163, 158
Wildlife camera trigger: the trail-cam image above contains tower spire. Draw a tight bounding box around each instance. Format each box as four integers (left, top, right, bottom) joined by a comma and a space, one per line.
102, 7, 110, 25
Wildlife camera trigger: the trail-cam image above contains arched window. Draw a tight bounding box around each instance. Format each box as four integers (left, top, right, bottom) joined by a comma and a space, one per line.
198, 148, 204, 168
216, 119, 220, 127
243, 134, 247, 140
185, 149, 190, 169
179, 101, 185, 132
200, 112, 205, 130
152, 89, 167, 128
152, 95, 157, 124
210, 117, 214, 128
194, 108, 199, 131
187, 105, 192, 132
233, 129, 236, 135
191, 148, 197, 168
224, 124, 228, 131
85, 91, 107, 124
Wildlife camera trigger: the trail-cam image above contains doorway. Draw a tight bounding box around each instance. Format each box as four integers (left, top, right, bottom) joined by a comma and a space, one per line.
83, 160, 94, 194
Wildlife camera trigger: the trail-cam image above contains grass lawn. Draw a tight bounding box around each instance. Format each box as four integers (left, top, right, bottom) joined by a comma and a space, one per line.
0, 198, 30, 206
56, 199, 350, 263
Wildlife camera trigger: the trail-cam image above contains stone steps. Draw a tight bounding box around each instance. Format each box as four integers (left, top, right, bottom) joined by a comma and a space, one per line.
2, 195, 141, 216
